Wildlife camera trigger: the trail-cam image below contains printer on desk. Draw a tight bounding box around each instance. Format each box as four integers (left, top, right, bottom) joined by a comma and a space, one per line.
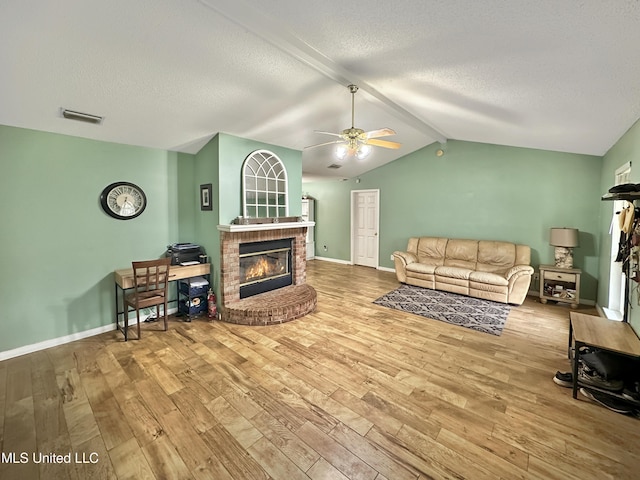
166, 243, 206, 265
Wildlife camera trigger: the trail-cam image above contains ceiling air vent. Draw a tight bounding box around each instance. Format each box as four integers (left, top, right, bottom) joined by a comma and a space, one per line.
61, 108, 104, 125
327, 163, 342, 169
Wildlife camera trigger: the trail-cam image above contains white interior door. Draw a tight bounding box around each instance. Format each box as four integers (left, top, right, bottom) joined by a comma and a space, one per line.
351, 189, 379, 268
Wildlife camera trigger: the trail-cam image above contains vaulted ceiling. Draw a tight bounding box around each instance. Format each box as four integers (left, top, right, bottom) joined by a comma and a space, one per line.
2, 1, 640, 180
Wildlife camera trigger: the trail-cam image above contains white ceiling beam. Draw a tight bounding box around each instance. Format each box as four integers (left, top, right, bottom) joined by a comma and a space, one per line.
198, 0, 448, 144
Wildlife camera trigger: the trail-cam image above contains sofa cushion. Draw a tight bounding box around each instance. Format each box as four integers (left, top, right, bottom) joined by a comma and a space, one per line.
514, 244, 531, 266
469, 282, 508, 302
417, 237, 448, 265
476, 241, 516, 274
406, 237, 420, 255
435, 266, 473, 280
444, 239, 478, 269
469, 271, 509, 286
407, 263, 437, 275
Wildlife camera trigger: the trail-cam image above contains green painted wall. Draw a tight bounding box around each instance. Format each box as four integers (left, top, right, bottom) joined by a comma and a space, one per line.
191, 133, 303, 300
3, 117, 631, 354
0, 126, 303, 355
217, 133, 303, 224
191, 134, 221, 299
598, 118, 640, 335
177, 151, 196, 242
0, 124, 189, 353
305, 140, 602, 301
302, 180, 353, 261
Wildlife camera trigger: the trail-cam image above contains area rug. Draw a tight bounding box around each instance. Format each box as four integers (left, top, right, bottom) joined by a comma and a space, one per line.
373, 284, 511, 336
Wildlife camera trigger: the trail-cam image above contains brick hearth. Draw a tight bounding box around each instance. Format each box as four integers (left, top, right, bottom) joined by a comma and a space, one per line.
218, 223, 316, 325
221, 284, 316, 326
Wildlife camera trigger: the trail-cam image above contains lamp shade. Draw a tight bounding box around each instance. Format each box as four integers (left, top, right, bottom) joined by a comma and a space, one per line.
549, 228, 579, 247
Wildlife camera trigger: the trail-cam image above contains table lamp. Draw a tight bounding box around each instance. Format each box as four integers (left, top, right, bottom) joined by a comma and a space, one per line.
550, 228, 579, 268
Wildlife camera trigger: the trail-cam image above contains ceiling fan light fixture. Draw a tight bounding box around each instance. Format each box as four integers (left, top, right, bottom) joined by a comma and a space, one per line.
307, 84, 401, 158
356, 144, 372, 160
335, 144, 348, 160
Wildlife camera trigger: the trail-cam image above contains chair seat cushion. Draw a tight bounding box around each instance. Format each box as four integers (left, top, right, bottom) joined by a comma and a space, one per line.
125, 291, 166, 308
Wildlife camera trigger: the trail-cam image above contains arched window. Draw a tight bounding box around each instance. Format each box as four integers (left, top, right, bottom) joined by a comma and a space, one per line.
242, 150, 288, 218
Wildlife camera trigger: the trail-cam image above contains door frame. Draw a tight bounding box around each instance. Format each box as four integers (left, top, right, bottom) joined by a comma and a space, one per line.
350, 189, 380, 268
606, 161, 632, 319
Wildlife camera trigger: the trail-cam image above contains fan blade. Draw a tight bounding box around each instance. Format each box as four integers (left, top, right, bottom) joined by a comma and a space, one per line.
314, 130, 343, 138
367, 138, 402, 149
364, 128, 396, 139
304, 140, 342, 150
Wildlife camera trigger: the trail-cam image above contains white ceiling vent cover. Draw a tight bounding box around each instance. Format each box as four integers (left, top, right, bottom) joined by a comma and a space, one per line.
61, 108, 104, 125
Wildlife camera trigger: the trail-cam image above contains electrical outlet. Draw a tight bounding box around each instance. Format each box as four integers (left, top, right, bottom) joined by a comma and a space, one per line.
533, 272, 540, 282
390, 254, 394, 261
323, 245, 328, 251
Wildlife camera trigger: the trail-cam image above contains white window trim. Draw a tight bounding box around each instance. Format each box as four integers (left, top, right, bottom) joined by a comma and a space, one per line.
241, 150, 289, 218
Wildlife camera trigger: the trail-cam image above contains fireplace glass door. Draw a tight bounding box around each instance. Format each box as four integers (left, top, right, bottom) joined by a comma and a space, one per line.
239, 239, 292, 298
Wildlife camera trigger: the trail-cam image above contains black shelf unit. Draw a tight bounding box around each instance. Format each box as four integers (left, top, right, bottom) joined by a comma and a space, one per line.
177, 276, 209, 321
601, 191, 638, 323
575, 381, 640, 407
601, 192, 640, 202
570, 192, 640, 412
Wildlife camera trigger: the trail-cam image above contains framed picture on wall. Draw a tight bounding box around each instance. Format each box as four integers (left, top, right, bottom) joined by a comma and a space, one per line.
200, 183, 212, 211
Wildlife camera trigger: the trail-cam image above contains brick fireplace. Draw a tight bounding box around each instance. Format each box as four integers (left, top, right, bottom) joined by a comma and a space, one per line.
218, 221, 316, 325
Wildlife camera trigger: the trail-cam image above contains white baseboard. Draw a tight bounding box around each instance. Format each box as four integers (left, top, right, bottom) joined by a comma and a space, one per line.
377, 266, 395, 273
599, 305, 622, 320
0, 324, 115, 362
312, 256, 395, 272
313, 256, 352, 265
0, 307, 179, 362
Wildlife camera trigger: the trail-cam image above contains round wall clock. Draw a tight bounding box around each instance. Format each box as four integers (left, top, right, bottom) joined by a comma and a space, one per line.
100, 181, 147, 220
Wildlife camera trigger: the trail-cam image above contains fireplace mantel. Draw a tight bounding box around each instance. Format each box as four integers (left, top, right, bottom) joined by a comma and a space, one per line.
217, 221, 314, 233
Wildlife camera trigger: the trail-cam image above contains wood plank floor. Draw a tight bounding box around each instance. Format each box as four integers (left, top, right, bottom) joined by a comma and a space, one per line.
1, 260, 640, 479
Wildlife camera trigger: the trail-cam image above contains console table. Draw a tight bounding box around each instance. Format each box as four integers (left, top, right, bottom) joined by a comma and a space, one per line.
114, 263, 210, 335
569, 312, 640, 403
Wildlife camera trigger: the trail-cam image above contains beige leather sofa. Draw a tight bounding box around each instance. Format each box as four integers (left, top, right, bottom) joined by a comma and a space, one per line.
393, 237, 534, 305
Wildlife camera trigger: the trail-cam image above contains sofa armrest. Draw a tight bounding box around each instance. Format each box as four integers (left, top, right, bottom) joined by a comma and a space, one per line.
505, 265, 534, 281
505, 265, 534, 305
392, 251, 417, 283
393, 251, 418, 266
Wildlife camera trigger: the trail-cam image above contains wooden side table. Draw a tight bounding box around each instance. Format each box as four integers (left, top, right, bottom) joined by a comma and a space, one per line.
539, 264, 581, 308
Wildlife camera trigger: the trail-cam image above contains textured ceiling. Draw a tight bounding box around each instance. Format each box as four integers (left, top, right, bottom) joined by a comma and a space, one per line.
1, 0, 640, 180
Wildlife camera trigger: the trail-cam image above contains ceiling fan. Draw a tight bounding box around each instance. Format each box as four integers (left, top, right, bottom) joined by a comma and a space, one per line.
305, 84, 401, 160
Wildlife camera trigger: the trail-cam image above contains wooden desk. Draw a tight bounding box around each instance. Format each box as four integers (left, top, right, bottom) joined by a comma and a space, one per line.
114, 263, 211, 338
569, 312, 640, 400
115, 263, 210, 289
